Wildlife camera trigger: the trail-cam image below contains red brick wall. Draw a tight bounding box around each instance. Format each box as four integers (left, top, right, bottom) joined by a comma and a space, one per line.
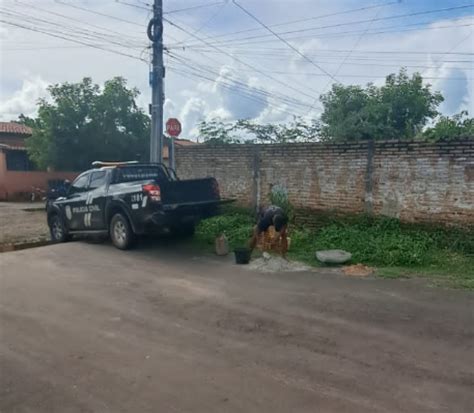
176, 140, 474, 225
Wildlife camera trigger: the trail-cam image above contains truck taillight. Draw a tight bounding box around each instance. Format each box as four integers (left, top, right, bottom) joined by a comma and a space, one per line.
142, 184, 161, 202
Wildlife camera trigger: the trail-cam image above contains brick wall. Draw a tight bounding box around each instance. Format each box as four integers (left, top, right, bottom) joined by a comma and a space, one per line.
176, 140, 474, 225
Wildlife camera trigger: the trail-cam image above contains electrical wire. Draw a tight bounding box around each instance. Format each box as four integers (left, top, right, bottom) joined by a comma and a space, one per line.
180, 21, 474, 48
166, 51, 317, 110
163, 16, 324, 106
7, 2, 144, 47
173, 1, 228, 46
232, 0, 338, 83
164, 1, 225, 15
179, 4, 474, 48
169, 0, 399, 44
115, 0, 150, 11
0, 18, 147, 62
167, 64, 305, 117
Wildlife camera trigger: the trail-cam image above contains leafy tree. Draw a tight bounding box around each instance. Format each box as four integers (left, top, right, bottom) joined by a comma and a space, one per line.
25, 77, 150, 170
198, 117, 320, 144
423, 111, 474, 141
320, 68, 444, 141
198, 119, 241, 145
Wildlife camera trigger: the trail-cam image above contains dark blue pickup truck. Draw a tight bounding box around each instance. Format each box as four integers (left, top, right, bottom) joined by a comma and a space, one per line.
46, 162, 224, 249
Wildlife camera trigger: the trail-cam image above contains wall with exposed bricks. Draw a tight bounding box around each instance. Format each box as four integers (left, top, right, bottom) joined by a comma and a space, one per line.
176, 140, 474, 225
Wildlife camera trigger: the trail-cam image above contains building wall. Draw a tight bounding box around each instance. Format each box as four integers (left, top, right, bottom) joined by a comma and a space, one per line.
0, 134, 27, 148
175, 140, 474, 225
0, 151, 78, 200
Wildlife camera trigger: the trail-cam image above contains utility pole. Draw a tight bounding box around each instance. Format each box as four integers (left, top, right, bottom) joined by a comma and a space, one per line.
147, 0, 164, 163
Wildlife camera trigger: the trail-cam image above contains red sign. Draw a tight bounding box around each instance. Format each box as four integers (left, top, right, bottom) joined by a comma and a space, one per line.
166, 118, 182, 137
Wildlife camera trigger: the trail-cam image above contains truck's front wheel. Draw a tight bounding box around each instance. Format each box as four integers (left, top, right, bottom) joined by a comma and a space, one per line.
110, 213, 135, 250
49, 214, 70, 243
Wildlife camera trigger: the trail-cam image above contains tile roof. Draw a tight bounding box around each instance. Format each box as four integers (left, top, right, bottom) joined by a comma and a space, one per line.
0, 122, 32, 135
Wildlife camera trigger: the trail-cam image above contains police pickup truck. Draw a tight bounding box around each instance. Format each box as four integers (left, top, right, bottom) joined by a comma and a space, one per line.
46, 161, 224, 249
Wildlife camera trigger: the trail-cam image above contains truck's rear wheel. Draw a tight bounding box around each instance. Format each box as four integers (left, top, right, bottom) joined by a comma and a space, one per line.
110, 213, 135, 250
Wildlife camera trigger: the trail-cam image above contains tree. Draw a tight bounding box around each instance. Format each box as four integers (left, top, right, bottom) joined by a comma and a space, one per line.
25, 77, 150, 170
423, 111, 474, 141
198, 117, 320, 144
320, 68, 444, 141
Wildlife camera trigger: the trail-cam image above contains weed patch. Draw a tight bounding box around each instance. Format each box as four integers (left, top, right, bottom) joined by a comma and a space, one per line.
195, 211, 474, 289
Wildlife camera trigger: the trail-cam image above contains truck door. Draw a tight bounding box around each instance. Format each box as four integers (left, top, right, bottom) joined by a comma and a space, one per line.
87, 170, 109, 230
65, 172, 91, 230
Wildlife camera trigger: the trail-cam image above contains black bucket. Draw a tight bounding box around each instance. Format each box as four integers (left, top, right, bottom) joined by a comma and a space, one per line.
234, 247, 251, 265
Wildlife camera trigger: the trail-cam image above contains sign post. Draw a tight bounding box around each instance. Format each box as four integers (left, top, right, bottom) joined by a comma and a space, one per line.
165, 118, 182, 170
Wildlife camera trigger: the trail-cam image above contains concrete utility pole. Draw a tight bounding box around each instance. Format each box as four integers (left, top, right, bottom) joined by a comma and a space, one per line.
147, 0, 164, 163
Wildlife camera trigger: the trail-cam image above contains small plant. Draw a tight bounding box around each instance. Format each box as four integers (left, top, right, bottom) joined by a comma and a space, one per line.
269, 184, 294, 220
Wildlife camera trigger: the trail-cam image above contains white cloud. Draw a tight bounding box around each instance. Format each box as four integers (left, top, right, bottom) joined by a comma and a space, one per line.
0, 0, 472, 132
0, 76, 49, 121
179, 97, 208, 138
214, 65, 268, 119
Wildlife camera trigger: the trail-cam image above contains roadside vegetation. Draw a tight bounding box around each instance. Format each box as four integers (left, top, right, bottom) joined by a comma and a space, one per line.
195, 207, 474, 289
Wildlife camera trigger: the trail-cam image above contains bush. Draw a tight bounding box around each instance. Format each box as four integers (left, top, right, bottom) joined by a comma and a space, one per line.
196, 212, 474, 283
195, 213, 254, 249
288, 217, 473, 267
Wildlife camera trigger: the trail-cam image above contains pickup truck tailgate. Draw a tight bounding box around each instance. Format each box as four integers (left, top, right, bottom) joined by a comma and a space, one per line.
161, 178, 219, 205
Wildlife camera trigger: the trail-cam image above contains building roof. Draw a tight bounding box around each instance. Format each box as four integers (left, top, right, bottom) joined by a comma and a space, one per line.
0, 122, 32, 135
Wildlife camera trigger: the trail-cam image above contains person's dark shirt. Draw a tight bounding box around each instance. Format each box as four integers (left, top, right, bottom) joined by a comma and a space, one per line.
257, 205, 285, 233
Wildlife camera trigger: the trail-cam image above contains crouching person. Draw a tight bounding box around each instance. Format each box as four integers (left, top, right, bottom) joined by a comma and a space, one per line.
249, 205, 289, 257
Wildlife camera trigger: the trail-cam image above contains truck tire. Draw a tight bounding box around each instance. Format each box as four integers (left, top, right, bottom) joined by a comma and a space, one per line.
110, 212, 135, 250
49, 214, 70, 243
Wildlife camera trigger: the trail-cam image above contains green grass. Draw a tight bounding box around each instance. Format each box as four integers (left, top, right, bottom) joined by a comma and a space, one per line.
195, 211, 474, 289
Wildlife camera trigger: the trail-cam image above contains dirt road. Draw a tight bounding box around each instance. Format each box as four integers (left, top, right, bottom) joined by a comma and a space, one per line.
0, 242, 473, 412
0, 202, 48, 244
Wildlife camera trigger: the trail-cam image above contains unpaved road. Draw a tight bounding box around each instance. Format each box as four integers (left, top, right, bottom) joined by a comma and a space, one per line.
0, 202, 48, 244
0, 242, 473, 413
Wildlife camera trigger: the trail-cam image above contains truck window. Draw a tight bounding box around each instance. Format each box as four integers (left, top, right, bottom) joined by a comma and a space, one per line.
89, 171, 107, 189
70, 172, 90, 194
114, 166, 168, 183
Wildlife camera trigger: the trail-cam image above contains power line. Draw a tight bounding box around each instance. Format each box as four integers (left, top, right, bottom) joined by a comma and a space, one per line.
54, 0, 144, 28
185, 21, 474, 48
173, 1, 228, 46
164, 1, 225, 15
173, 1, 399, 43
167, 64, 306, 118
180, 4, 474, 48
115, 0, 150, 11
8, 1, 143, 47
0, 7, 125, 46
2, 44, 146, 51
181, 48, 474, 64
176, 43, 474, 56
232, 0, 338, 83
53, 0, 181, 44
163, 16, 324, 106
0, 18, 147, 62
166, 51, 317, 110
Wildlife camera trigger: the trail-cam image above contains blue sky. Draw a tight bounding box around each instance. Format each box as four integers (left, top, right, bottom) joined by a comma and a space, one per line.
1, 0, 473, 137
